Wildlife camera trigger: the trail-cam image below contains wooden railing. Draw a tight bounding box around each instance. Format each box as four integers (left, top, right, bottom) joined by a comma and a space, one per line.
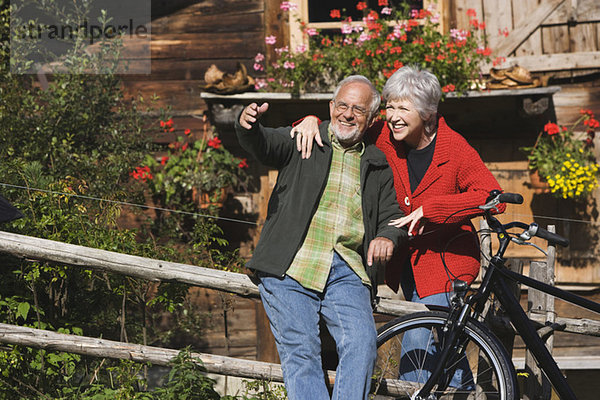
0, 229, 598, 398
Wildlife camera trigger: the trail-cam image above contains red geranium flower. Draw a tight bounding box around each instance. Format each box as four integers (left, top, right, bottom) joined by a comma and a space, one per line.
330, 9, 341, 19
238, 158, 249, 169
184, 128, 191, 136
160, 156, 169, 165
544, 122, 560, 135
356, 2, 367, 11
208, 137, 222, 149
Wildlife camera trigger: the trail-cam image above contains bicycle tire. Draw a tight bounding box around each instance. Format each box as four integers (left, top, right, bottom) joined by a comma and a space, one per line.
373, 311, 518, 400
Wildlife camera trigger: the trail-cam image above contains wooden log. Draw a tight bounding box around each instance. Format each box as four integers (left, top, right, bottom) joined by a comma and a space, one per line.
0, 231, 597, 334
0, 323, 415, 397
0, 230, 423, 316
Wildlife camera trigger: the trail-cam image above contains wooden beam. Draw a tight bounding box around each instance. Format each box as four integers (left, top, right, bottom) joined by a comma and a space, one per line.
0, 230, 598, 335
0, 230, 421, 316
494, 0, 565, 57
482, 51, 600, 73
0, 322, 415, 397
0, 323, 284, 381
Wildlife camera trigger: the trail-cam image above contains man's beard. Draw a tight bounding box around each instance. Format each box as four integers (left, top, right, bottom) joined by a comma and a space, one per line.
331, 122, 362, 146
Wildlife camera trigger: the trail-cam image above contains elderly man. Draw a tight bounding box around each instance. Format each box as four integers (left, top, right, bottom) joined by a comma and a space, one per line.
235, 75, 406, 400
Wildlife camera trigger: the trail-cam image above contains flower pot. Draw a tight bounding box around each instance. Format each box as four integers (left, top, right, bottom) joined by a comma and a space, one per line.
528, 170, 550, 194
193, 188, 227, 209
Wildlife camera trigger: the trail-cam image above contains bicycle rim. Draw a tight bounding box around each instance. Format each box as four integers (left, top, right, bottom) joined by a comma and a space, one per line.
373, 311, 517, 400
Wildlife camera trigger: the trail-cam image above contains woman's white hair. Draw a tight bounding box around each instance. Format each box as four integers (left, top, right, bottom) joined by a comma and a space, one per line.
382, 65, 442, 133
332, 75, 381, 119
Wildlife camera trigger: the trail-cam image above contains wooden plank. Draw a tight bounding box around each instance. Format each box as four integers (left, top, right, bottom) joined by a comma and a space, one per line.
152, 1, 264, 35
135, 59, 255, 82
483, 0, 514, 51
553, 84, 600, 124
542, 22, 570, 54
494, 0, 565, 57
122, 80, 207, 115
453, 0, 484, 31
570, 22, 599, 52
513, 0, 544, 57
153, 12, 264, 35
151, 32, 263, 60
490, 51, 600, 72
264, 0, 289, 65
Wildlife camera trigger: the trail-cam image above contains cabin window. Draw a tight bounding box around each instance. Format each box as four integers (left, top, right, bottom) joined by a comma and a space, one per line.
287, 0, 429, 50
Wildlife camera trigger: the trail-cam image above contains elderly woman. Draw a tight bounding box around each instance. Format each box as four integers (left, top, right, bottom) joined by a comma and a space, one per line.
293, 65, 504, 309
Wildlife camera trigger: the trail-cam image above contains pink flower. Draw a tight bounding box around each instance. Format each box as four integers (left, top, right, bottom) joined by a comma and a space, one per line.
306, 28, 317, 36
254, 53, 265, 62
283, 60, 295, 69
295, 44, 307, 53
253, 63, 264, 71
381, 7, 392, 15
280, 1, 298, 11
254, 78, 268, 90
265, 35, 277, 45
341, 24, 353, 34
358, 32, 370, 43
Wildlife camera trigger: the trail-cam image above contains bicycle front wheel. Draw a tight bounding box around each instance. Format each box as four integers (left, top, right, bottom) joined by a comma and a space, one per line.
373, 311, 518, 400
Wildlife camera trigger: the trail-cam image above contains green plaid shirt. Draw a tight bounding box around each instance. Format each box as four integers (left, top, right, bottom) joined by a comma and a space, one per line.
287, 129, 370, 292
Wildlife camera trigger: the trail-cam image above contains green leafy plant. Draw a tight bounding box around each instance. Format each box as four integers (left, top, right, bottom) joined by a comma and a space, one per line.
141, 118, 249, 208
153, 348, 221, 400
254, 1, 494, 94
522, 109, 600, 200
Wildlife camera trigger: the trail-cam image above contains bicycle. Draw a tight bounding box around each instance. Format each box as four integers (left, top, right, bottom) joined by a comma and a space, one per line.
373, 190, 600, 400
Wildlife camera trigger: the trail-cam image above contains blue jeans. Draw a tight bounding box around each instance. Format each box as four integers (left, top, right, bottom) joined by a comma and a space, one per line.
400, 266, 473, 388
257, 252, 377, 400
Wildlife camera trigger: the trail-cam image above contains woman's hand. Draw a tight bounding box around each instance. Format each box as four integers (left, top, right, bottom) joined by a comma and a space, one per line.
290, 116, 322, 159
389, 206, 425, 236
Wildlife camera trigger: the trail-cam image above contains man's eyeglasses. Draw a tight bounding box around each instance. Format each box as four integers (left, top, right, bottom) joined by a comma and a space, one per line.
333, 101, 368, 117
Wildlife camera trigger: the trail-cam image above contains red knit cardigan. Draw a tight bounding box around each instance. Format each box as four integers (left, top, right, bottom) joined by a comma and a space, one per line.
370, 116, 504, 297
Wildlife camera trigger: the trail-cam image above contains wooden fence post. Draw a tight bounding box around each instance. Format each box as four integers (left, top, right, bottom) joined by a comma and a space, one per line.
524, 225, 557, 400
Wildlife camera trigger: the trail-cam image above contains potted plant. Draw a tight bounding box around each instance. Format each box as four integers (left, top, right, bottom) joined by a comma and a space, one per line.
522, 109, 600, 200
253, 2, 497, 95
135, 118, 249, 210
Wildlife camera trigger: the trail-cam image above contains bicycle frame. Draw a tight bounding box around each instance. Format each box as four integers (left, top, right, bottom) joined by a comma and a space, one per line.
415, 209, 600, 400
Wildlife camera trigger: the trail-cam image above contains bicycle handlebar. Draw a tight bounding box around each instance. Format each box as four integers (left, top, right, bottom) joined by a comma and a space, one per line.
482, 191, 569, 248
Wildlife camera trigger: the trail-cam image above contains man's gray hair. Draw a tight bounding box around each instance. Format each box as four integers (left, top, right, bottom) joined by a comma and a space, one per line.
382, 65, 442, 131
332, 75, 381, 119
